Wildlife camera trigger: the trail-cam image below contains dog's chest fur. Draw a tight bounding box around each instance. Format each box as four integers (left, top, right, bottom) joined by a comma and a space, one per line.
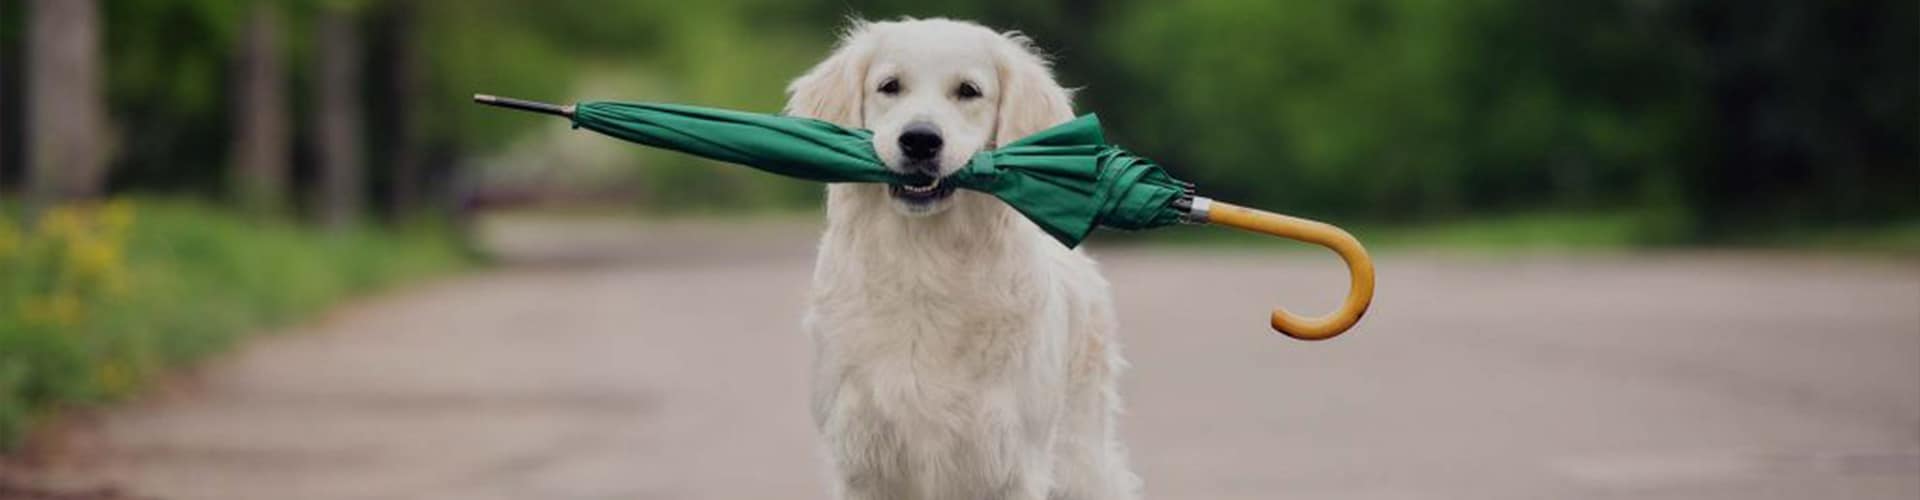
805, 192, 1076, 496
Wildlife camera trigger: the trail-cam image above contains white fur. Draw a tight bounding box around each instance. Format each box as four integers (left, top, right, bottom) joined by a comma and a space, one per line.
788, 18, 1140, 500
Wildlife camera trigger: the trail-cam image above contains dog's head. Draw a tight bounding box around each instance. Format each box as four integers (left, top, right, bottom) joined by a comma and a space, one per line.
785, 18, 1074, 217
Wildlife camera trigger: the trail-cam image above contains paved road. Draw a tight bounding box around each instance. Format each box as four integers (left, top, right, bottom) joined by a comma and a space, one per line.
8, 219, 1919, 499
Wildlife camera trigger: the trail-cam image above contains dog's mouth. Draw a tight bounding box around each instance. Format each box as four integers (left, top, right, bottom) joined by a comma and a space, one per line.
889, 173, 956, 204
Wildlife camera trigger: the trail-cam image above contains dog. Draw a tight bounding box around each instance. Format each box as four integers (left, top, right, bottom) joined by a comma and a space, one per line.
786, 18, 1141, 500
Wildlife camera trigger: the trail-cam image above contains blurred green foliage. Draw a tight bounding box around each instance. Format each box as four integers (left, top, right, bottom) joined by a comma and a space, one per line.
0, 0, 1913, 234
0, 0, 1909, 451
0, 199, 469, 448
815, 0, 1915, 238
1104, 1, 1697, 219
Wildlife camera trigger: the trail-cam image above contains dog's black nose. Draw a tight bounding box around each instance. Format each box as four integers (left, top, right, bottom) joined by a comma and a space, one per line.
898, 123, 943, 161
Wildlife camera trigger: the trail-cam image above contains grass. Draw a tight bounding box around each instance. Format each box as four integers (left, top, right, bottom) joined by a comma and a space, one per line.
1736, 219, 1920, 253
0, 198, 473, 450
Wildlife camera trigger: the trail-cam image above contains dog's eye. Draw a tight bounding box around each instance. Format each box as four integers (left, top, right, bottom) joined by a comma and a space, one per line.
955, 82, 982, 100
878, 79, 901, 96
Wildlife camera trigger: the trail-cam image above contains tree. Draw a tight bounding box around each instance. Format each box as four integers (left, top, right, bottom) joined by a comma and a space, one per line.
1, 28, 8, 195
314, 7, 365, 229
376, 0, 425, 214
24, 0, 110, 210
1669, 0, 1919, 231
230, 1, 290, 211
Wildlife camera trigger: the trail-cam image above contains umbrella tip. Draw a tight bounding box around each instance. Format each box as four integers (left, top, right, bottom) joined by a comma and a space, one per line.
470, 93, 573, 118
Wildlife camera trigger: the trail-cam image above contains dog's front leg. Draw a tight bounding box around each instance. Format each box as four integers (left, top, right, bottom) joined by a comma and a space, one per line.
980, 418, 1059, 500
816, 377, 913, 500
988, 447, 1055, 500
823, 427, 912, 500
829, 470, 900, 500
994, 471, 1052, 500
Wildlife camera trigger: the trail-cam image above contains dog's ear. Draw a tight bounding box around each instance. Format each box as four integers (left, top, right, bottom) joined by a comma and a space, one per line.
785, 21, 874, 127
992, 32, 1075, 148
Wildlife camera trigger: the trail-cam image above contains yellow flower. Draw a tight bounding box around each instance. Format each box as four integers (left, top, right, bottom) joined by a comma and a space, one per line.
38, 206, 87, 241
0, 217, 17, 258
96, 361, 134, 396
98, 199, 136, 235
66, 235, 123, 283
21, 292, 84, 328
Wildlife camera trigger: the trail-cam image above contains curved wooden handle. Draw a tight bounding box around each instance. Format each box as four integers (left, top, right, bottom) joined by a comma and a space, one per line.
1203, 200, 1375, 341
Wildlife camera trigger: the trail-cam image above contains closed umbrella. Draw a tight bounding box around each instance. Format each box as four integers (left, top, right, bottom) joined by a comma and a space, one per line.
475, 94, 1373, 341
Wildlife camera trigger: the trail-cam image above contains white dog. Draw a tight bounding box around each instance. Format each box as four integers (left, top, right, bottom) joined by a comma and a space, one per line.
787, 18, 1141, 500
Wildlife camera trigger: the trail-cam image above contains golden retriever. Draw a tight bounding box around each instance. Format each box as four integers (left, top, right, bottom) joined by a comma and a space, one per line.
788, 18, 1141, 500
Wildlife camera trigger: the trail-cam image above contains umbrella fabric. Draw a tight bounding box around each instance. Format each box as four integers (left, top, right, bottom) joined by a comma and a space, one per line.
570, 101, 1190, 248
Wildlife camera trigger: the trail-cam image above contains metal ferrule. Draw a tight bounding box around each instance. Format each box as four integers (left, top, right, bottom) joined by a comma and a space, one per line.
1183, 196, 1214, 224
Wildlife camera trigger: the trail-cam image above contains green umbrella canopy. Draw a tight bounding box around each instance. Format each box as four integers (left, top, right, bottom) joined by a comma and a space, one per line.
558, 100, 1192, 248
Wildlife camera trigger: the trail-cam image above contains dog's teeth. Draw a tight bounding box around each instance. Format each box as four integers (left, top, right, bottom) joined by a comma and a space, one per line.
901, 178, 941, 193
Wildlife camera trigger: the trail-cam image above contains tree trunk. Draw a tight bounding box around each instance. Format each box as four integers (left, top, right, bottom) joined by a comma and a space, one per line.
24, 0, 109, 210
383, 0, 424, 216
230, 2, 290, 212
314, 9, 364, 230
0, 0, 20, 195
1, 33, 8, 196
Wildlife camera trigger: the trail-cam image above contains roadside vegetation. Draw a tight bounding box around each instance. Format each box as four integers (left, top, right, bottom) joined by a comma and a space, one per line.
0, 200, 470, 449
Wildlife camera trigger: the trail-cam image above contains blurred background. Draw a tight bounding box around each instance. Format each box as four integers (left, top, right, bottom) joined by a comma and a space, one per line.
0, 1, 1915, 499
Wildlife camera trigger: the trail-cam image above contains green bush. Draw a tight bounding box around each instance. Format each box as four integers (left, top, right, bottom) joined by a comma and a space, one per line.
0, 199, 470, 449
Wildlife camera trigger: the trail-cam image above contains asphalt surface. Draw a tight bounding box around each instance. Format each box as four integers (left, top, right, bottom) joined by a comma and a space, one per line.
6, 218, 1917, 499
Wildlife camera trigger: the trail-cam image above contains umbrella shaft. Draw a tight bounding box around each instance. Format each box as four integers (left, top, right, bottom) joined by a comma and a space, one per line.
473, 94, 574, 118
